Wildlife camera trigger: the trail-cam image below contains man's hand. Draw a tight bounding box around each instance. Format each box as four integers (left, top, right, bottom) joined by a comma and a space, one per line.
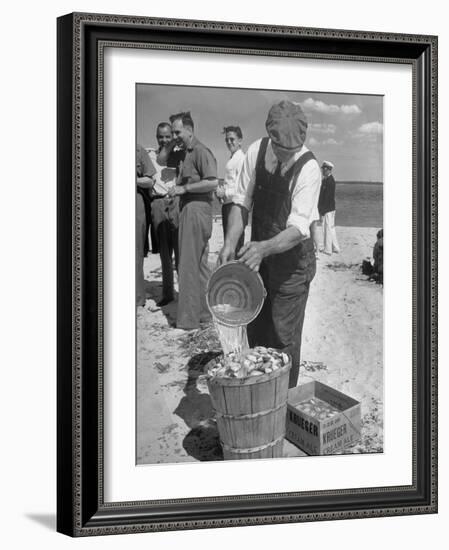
215, 186, 225, 200
217, 245, 235, 267
237, 241, 268, 271
167, 185, 186, 197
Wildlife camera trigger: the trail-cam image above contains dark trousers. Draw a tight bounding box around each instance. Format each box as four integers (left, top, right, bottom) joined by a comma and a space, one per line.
247, 250, 316, 388
222, 202, 244, 256
151, 197, 179, 301
136, 194, 147, 306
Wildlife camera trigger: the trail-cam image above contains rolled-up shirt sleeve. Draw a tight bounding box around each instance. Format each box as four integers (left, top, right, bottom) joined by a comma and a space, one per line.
232, 139, 261, 211
286, 158, 321, 238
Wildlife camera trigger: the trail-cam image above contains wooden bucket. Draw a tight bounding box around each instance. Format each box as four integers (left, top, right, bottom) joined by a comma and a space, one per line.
207, 359, 291, 460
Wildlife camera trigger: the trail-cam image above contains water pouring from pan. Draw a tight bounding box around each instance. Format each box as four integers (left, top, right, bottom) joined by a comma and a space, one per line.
206, 261, 266, 357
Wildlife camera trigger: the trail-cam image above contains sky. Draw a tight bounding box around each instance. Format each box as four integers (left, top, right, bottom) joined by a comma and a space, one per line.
136, 84, 383, 182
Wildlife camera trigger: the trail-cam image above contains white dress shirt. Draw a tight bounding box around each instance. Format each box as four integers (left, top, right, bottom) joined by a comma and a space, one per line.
222, 148, 245, 204
233, 138, 321, 238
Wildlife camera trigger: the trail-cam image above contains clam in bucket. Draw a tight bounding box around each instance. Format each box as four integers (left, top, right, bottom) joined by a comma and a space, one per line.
206, 261, 266, 327
207, 355, 291, 460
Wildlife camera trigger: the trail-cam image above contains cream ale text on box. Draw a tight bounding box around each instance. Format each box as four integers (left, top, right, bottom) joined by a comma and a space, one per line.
286, 381, 361, 455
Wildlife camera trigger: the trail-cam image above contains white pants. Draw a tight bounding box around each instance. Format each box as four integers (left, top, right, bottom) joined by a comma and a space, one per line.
322, 211, 340, 253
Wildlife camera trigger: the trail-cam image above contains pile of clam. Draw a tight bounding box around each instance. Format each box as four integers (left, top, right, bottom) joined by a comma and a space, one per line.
294, 397, 341, 420
207, 347, 289, 379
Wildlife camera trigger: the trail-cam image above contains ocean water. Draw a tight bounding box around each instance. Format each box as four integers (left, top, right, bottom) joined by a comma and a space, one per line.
335, 183, 383, 228
213, 181, 383, 229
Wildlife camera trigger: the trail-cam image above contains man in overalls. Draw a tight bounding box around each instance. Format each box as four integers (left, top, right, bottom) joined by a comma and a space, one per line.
218, 100, 321, 387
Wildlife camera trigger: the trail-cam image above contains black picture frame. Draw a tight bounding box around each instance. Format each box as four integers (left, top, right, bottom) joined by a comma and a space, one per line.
57, 12, 438, 536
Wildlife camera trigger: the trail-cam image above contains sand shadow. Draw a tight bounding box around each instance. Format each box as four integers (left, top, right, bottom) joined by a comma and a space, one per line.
174, 351, 223, 461
144, 279, 162, 300
144, 280, 178, 326
182, 420, 223, 461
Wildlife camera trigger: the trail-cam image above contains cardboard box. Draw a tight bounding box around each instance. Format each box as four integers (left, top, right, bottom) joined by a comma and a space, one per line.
286, 381, 361, 455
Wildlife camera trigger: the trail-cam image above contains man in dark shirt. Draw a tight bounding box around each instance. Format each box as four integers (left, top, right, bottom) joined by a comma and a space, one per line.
136, 144, 156, 306
317, 160, 340, 255
168, 112, 218, 329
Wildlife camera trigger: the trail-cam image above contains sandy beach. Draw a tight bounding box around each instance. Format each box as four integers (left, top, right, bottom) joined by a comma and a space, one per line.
137, 220, 383, 464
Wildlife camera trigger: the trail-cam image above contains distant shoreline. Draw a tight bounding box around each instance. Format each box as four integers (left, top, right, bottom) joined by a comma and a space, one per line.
336, 181, 383, 185
217, 178, 383, 185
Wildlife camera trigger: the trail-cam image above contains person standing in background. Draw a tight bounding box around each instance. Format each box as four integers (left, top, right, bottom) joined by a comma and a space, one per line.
147, 122, 185, 307
215, 126, 246, 254
373, 228, 383, 284
168, 112, 218, 330
318, 160, 341, 255
136, 144, 156, 307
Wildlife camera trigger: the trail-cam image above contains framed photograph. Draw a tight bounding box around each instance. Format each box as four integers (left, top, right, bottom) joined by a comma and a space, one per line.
57, 12, 437, 536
